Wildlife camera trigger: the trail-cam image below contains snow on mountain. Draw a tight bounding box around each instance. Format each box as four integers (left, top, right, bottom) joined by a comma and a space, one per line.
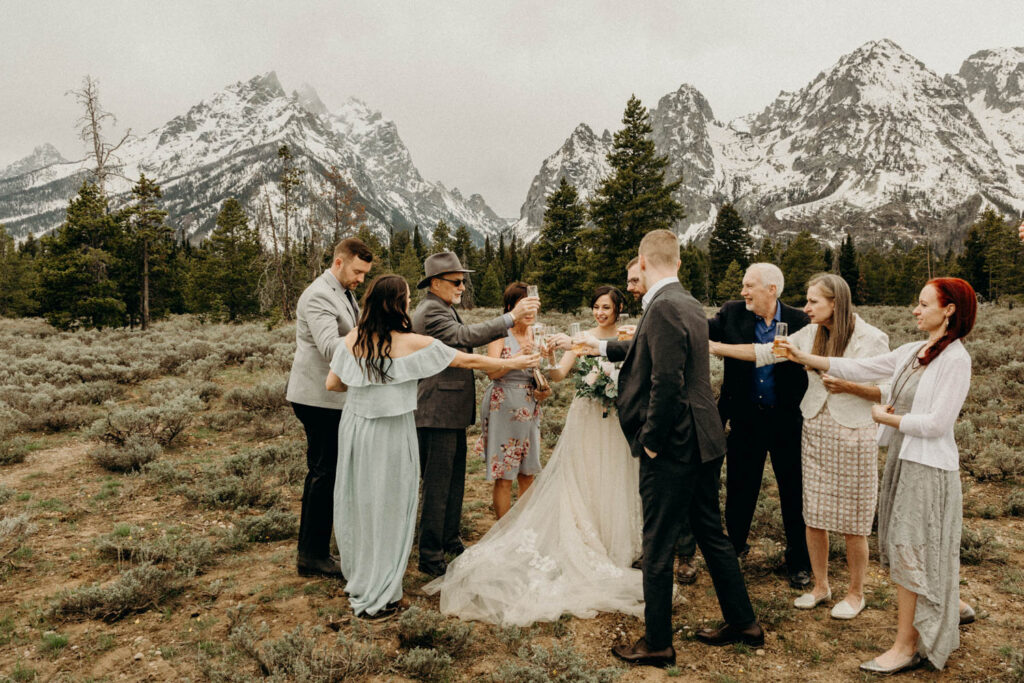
510, 123, 612, 239
515, 39, 1024, 248
0, 72, 507, 244
0, 143, 67, 181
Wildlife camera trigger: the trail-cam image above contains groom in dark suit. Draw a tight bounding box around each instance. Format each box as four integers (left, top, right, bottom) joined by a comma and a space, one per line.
597, 230, 762, 667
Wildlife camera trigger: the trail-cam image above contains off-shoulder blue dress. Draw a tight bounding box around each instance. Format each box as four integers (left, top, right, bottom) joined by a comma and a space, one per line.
329, 338, 457, 616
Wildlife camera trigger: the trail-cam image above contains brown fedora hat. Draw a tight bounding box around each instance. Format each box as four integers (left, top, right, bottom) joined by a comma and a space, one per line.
417, 251, 475, 289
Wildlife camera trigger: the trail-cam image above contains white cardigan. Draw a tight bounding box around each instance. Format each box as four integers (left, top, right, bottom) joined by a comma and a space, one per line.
754, 314, 890, 428
827, 339, 971, 472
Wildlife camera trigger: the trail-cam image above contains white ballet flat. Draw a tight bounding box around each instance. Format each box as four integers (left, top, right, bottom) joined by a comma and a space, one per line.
830, 596, 866, 620
793, 589, 831, 609
859, 652, 922, 674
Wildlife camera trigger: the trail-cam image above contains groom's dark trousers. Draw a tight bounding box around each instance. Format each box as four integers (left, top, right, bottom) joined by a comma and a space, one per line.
608, 280, 755, 651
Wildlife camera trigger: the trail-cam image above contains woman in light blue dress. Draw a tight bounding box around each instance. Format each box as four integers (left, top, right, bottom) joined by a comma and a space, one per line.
326, 275, 539, 620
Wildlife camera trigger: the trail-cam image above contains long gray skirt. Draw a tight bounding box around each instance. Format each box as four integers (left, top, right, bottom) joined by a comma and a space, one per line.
878, 443, 962, 670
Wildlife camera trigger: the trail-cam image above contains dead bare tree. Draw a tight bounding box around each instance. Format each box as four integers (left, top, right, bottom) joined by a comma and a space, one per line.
68, 76, 131, 194
304, 165, 367, 281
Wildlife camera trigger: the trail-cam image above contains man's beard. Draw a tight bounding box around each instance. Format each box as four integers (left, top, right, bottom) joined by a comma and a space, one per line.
451, 293, 463, 304
744, 301, 754, 312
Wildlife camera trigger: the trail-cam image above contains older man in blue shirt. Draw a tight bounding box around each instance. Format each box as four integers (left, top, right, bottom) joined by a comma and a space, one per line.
708, 263, 812, 588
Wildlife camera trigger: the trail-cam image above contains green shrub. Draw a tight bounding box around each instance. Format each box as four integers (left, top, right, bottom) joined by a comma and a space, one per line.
0, 437, 32, 465
95, 528, 215, 574
0, 485, 13, 504
395, 647, 453, 682
1006, 489, 1024, 517
961, 524, 1009, 565
89, 436, 162, 472
494, 642, 621, 682
90, 393, 202, 447
236, 510, 298, 543
397, 607, 474, 657
50, 564, 183, 622
180, 470, 280, 510
0, 513, 37, 547
224, 381, 289, 413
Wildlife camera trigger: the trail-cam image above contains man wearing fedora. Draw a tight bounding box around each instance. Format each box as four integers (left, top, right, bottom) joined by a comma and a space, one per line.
412, 251, 540, 576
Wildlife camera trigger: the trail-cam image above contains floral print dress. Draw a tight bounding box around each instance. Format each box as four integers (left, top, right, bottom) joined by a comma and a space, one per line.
475, 333, 542, 481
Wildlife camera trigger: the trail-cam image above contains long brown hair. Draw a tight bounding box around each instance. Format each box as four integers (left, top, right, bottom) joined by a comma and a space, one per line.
807, 273, 856, 357
353, 274, 413, 383
920, 278, 977, 366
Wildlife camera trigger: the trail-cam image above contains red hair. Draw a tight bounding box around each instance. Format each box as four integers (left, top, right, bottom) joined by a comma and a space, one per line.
920, 277, 977, 365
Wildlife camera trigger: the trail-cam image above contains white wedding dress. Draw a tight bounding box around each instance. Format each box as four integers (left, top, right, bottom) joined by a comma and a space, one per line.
424, 396, 644, 626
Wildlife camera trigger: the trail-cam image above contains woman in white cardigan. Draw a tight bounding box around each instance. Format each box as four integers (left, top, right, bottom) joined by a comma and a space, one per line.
782, 277, 977, 675
712, 274, 889, 620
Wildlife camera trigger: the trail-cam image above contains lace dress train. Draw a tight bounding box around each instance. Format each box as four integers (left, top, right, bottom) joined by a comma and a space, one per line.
425, 397, 644, 625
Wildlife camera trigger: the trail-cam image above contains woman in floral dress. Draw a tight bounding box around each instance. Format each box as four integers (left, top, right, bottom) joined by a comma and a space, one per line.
477, 282, 550, 519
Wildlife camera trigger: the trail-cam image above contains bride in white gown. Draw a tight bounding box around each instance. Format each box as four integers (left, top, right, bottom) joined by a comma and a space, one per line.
424, 286, 644, 626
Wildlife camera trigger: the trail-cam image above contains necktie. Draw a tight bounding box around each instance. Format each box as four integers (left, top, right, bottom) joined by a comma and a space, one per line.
345, 289, 359, 320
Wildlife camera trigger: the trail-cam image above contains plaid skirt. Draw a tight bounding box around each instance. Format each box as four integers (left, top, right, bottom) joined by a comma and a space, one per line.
800, 410, 878, 536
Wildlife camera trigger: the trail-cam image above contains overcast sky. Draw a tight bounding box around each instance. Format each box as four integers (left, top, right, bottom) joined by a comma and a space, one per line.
2, 0, 1022, 217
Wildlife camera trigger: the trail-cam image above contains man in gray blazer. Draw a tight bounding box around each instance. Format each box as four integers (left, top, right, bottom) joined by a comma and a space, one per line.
412, 252, 539, 576
286, 237, 373, 578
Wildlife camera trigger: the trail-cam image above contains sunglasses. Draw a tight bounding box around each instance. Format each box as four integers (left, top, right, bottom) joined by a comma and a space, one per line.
441, 277, 466, 287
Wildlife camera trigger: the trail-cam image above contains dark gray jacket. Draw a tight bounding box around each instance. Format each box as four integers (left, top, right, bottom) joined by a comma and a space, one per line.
606, 282, 726, 463
412, 292, 509, 429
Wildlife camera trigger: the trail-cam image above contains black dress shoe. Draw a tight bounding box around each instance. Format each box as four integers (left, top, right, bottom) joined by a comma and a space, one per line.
611, 638, 676, 668
788, 570, 812, 589
695, 621, 765, 647
445, 541, 466, 557
418, 560, 447, 577
675, 556, 698, 585
296, 554, 344, 579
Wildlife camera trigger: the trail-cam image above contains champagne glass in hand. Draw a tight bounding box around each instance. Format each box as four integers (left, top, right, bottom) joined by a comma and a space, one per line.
773, 322, 788, 358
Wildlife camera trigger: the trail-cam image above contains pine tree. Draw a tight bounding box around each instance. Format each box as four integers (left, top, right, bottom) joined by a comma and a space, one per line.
0, 224, 37, 316
395, 240, 425, 303
838, 233, 860, 303
752, 238, 779, 265
708, 203, 751, 285
823, 246, 834, 271
413, 225, 426, 262
534, 178, 587, 312
38, 182, 126, 329
431, 219, 452, 253
980, 209, 1018, 301
119, 174, 172, 329
476, 259, 505, 308
716, 260, 746, 302
588, 96, 684, 287
188, 198, 262, 320
679, 244, 710, 302
779, 231, 823, 305
390, 230, 412, 270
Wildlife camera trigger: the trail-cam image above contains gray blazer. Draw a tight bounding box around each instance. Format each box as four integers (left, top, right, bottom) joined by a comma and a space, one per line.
412, 292, 510, 429
286, 270, 359, 409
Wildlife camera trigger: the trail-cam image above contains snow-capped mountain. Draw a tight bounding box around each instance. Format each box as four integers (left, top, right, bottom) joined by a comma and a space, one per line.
0, 72, 508, 244
0, 143, 68, 181
516, 39, 1024, 247
510, 123, 612, 239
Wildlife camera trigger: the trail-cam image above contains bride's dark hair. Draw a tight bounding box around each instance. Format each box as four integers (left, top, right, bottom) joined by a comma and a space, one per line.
353, 274, 413, 383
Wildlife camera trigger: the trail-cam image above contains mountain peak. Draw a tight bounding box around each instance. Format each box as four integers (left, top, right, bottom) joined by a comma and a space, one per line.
238, 71, 286, 98
0, 143, 68, 180
293, 83, 328, 116
958, 47, 1024, 110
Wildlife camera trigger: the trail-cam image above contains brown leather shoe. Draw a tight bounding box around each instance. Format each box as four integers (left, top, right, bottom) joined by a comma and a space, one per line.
675, 556, 698, 585
695, 621, 765, 647
611, 638, 676, 668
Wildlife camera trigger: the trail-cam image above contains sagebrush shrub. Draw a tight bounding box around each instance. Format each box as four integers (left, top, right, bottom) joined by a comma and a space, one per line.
91, 393, 202, 447
49, 564, 182, 622
0, 513, 37, 545
961, 524, 1009, 565
236, 510, 299, 543
0, 437, 31, 465
89, 436, 162, 473
397, 607, 474, 657
224, 381, 289, 413
395, 647, 453, 682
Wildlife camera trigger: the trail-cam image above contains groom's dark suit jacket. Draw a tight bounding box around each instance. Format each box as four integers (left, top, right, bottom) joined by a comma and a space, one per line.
606, 281, 726, 463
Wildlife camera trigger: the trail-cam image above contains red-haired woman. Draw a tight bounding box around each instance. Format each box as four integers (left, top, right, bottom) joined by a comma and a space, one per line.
782, 278, 977, 675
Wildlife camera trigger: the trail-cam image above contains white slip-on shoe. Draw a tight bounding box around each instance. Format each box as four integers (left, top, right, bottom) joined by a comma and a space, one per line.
830, 596, 866, 620
859, 652, 922, 674
794, 589, 831, 609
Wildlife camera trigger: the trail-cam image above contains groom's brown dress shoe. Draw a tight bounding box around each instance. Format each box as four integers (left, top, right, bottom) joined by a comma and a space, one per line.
296, 554, 344, 579
611, 638, 676, 668
695, 621, 765, 647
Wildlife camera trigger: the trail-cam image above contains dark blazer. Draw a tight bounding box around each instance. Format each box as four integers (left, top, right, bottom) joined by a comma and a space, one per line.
707, 299, 810, 422
606, 282, 726, 464
412, 292, 509, 430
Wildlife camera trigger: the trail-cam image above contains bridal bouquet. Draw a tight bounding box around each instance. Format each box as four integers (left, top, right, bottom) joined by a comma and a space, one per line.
572, 356, 620, 415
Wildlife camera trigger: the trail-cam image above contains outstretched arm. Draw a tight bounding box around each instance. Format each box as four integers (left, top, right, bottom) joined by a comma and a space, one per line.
450, 349, 540, 373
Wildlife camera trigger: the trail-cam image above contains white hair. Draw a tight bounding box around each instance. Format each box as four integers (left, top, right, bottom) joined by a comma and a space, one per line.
746, 263, 784, 296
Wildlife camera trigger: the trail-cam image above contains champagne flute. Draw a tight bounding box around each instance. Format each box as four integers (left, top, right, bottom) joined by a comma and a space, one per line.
530, 323, 547, 367
773, 322, 789, 358
617, 314, 634, 341
526, 285, 539, 301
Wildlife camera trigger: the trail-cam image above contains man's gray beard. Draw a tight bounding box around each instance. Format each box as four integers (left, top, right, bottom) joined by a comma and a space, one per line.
451, 294, 462, 305
744, 301, 754, 312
